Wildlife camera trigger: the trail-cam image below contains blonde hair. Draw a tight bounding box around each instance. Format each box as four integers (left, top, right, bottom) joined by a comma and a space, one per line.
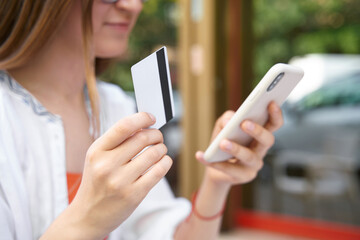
0, 0, 99, 138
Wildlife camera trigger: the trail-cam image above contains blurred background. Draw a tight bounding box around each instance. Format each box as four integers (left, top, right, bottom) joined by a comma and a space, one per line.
99, 0, 360, 239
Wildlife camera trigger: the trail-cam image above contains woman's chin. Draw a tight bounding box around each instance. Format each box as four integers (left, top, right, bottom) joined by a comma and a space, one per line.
95, 43, 128, 59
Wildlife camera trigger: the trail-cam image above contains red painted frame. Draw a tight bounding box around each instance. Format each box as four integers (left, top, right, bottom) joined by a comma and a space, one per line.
235, 210, 360, 240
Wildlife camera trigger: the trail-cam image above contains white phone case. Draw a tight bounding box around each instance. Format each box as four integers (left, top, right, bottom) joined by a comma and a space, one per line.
204, 63, 304, 162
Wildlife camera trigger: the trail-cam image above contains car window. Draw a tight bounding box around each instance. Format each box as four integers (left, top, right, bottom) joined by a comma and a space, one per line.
296, 73, 360, 110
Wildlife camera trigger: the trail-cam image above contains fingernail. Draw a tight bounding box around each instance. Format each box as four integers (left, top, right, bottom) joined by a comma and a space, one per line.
224, 118, 230, 125
147, 113, 156, 122
245, 121, 255, 131
196, 151, 204, 160
160, 156, 172, 169
221, 139, 232, 151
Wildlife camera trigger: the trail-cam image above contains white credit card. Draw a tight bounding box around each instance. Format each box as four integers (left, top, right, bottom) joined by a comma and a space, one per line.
131, 46, 175, 129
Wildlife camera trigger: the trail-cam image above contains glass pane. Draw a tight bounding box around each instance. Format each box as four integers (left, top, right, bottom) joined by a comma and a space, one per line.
249, 0, 360, 229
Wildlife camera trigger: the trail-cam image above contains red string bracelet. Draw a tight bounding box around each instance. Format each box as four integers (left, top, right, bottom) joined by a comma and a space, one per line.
186, 191, 226, 222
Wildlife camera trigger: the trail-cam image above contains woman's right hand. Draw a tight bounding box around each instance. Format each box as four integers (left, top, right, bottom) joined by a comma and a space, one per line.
66, 112, 172, 239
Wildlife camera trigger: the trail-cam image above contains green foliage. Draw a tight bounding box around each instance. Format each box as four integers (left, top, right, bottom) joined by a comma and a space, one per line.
254, 0, 360, 82
100, 0, 178, 91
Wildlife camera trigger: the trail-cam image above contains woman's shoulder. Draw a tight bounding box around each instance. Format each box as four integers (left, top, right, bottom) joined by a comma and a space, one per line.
0, 70, 15, 106
0, 70, 9, 93
0, 70, 25, 103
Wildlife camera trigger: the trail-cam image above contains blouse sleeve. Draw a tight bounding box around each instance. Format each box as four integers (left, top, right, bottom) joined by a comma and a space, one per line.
0, 183, 16, 239
109, 178, 191, 240
0, 138, 32, 240
0, 88, 33, 239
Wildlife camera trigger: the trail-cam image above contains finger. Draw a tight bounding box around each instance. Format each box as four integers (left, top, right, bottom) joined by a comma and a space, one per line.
96, 112, 156, 150
213, 161, 259, 184
264, 102, 283, 132
195, 151, 209, 165
112, 129, 163, 165
211, 111, 235, 139
197, 151, 259, 183
219, 139, 260, 167
241, 120, 275, 156
219, 111, 235, 128
134, 155, 173, 192
126, 143, 168, 181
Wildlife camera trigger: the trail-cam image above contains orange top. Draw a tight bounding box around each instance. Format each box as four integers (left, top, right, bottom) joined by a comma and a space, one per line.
66, 172, 82, 204
66, 173, 109, 240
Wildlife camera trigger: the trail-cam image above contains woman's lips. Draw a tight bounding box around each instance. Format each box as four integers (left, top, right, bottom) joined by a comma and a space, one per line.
105, 22, 130, 32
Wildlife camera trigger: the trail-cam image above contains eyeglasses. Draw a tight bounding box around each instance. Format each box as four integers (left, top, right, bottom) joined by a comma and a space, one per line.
102, 0, 148, 3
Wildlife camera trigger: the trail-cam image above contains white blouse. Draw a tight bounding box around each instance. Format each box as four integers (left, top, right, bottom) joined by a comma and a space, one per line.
0, 71, 190, 240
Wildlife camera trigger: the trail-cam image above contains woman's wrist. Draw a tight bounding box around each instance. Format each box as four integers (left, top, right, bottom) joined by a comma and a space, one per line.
188, 190, 226, 221
41, 203, 106, 240
190, 169, 231, 218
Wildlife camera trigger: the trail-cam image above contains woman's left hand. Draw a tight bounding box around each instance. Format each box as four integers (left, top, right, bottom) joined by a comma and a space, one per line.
196, 102, 284, 187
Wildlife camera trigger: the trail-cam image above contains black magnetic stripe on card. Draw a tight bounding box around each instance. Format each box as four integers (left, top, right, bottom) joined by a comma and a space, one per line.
156, 48, 173, 122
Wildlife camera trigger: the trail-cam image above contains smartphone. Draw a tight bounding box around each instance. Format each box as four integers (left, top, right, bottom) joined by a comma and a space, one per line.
204, 63, 304, 163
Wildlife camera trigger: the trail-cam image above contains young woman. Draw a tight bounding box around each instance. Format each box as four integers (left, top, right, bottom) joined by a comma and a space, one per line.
0, 0, 283, 239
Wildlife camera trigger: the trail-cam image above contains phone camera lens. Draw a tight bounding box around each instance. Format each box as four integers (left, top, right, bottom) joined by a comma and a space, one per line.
267, 72, 284, 92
